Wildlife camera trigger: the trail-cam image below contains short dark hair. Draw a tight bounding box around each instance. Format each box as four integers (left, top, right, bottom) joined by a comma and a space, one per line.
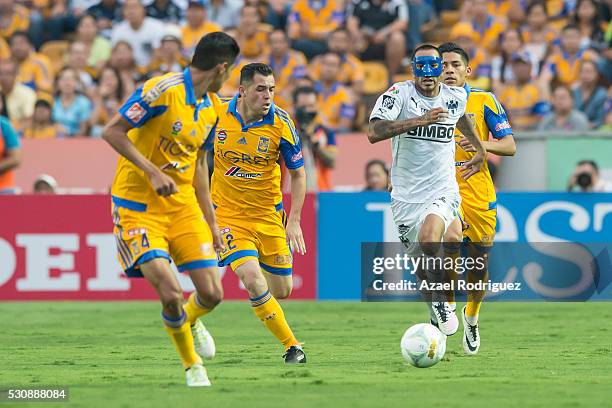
578, 160, 599, 172
192, 32, 240, 71
439, 42, 470, 65
35, 99, 52, 109
9, 31, 31, 45
562, 23, 580, 33
411, 44, 441, 60
526, 0, 548, 16
293, 86, 317, 104
365, 159, 389, 176
240, 63, 273, 84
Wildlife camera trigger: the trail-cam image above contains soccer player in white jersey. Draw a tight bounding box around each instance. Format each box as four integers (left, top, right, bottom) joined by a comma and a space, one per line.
367, 44, 486, 336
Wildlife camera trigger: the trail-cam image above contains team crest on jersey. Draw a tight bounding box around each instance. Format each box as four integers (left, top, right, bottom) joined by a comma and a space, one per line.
446, 100, 459, 114
381, 95, 396, 110
171, 119, 183, 135
217, 129, 227, 144
257, 136, 270, 153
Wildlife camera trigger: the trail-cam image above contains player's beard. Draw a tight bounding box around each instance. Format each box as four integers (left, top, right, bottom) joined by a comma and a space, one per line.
416, 77, 439, 96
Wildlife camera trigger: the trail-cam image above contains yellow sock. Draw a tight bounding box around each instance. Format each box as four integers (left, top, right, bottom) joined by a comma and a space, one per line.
183, 292, 212, 325
163, 311, 202, 369
251, 290, 299, 349
466, 300, 482, 318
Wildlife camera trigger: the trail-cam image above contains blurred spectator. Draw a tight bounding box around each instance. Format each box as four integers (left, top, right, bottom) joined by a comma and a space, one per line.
0, 98, 21, 194
520, 1, 557, 72
0, 37, 9, 60
42, 0, 82, 44
75, 14, 112, 72
265, 0, 291, 30
66, 41, 96, 89
146, 0, 185, 24
573, 60, 608, 129
538, 85, 590, 132
406, 0, 437, 52
542, 24, 599, 86
267, 29, 307, 112
0, 0, 29, 39
148, 25, 189, 74
86, 0, 122, 37
33, 174, 58, 194
293, 86, 336, 191
459, 0, 507, 55
364, 159, 389, 191
313, 52, 355, 132
491, 29, 532, 93
288, 0, 343, 59
449, 22, 491, 90
90, 67, 123, 137
499, 52, 548, 130
52, 68, 92, 137
567, 160, 612, 192
9, 31, 54, 96
347, 0, 407, 75
488, 0, 525, 27
23, 99, 64, 139
227, 5, 269, 60
0, 59, 36, 129
108, 40, 142, 96
205, 0, 243, 29
110, 0, 165, 67
181, 0, 222, 57
309, 28, 364, 96
572, 0, 607, 52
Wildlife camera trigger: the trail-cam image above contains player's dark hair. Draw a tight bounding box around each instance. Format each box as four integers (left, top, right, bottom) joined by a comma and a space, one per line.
439, 42, 470, 65
526, 0, 548, 17
561, 23, 580, 33
240, 63, 273, 84
292, 86, 318, 104
9, 31, 31, 45
365, 159, 389, 177
191, 32, 240, 71
578, 160, 599, 172
411, 44, 441, 61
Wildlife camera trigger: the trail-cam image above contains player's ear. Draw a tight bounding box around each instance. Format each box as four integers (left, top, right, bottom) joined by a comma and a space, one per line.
466, 65, 472, 77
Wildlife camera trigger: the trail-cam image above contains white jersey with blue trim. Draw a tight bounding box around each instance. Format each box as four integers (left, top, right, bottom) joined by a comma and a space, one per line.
370, 81, 468, 204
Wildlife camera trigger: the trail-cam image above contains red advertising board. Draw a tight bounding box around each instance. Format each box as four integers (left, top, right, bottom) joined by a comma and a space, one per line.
0, 195, 317, 300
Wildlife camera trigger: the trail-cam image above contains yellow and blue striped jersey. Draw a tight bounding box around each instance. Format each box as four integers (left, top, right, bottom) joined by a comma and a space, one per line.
455, 84, 513, 211
111, 67, 221, 212
205, 95, 303, 219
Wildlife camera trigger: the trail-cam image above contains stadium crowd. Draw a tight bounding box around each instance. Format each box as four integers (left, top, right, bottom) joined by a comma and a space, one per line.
0, 0, 611, 193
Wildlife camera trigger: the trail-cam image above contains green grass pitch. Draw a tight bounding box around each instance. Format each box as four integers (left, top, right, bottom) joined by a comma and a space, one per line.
2, 301, 611, 408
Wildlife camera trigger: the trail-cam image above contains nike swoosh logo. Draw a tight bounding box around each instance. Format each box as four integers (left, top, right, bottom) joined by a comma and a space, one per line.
465, 334, 478, 352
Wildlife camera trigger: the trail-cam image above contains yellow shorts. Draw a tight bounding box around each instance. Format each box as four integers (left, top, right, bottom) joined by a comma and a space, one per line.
111, 196, 217, 277
460, 203, 496, 246
217, 207, 292, 276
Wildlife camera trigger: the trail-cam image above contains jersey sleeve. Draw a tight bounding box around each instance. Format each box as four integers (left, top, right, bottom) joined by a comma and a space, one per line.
0, 117, 20, 149
278, 115, 304, 170
483, 93, 513, 138
369, 84, 404, 122
118, 77, 171, 128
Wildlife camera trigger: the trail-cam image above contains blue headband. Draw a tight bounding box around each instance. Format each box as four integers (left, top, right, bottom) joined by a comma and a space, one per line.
412, 56, 443, 78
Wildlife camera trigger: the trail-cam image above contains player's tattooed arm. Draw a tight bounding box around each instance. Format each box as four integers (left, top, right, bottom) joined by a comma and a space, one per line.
456, 114, 487, 180
367, 108, 448, 144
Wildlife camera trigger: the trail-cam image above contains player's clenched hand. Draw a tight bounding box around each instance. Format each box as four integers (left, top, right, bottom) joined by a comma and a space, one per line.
212, 227, 225, 253
148, 169, 178, 196
286, 220, 306, 255
458, 136, 476, 152
420, 108, 448, 126
460, 151, 485, 180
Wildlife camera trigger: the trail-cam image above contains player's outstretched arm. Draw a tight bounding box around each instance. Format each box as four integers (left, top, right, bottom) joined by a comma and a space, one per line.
194, 149, 224, 252
456, 114, 487, 180
102, 113, 178, 196
287, 167, 307, 255
367, 108, 448, 144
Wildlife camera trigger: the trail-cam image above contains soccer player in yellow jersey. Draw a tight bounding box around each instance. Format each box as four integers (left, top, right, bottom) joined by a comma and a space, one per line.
102, 32, 239, 387
439, 42, 516, 355
204, 63, 308, 364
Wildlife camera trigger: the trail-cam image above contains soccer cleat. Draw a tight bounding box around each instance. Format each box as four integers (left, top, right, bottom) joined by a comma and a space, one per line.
191, 319, 215, 359
185, 363, 212, 387
462, 306, 480, 355
283, 345, 306, 364
430, 302, 459, 336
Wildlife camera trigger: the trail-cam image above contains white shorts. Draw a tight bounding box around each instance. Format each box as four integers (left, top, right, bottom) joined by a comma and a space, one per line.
391, 195, 461, 255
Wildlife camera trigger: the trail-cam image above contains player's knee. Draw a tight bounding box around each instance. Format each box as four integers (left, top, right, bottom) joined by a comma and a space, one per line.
160, 289, 184, 317
237, 266, 267, 293
199, 288, 223, 308
270, 283, 292, 299
388, 31, 405, 46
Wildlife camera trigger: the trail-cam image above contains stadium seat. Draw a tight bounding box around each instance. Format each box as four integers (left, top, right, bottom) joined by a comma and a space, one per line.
362, 61, 389, 95
40, 40, 70, 74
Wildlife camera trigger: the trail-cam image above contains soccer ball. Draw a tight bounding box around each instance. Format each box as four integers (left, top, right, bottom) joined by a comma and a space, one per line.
400, 323, 446, 368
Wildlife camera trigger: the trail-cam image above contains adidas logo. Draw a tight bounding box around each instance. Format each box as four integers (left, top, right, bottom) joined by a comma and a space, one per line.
237, 137, 247, 145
